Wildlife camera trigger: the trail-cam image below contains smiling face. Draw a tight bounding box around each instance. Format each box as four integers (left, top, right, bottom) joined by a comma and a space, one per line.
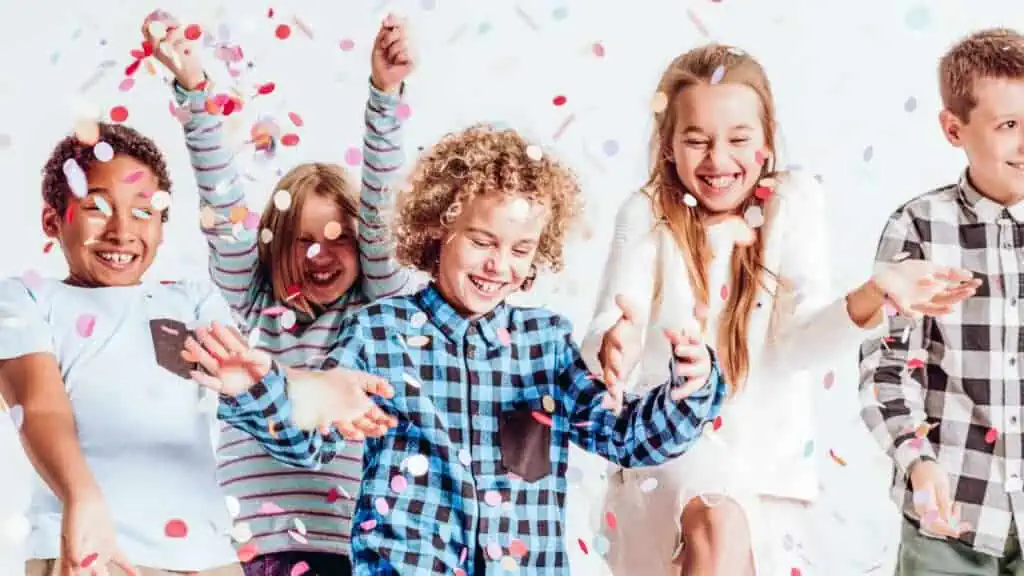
292, 193, 359, 306
42, 154, 164, 286
941, 76, 1024, 204
670, 82, 771, 216
436, 193, 548, 317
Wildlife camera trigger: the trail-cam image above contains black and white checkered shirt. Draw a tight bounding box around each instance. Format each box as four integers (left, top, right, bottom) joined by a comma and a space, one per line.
860, 171, 1024, 555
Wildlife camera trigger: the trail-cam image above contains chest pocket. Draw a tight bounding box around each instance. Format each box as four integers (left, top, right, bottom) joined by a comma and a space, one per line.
498, 409, 552, 482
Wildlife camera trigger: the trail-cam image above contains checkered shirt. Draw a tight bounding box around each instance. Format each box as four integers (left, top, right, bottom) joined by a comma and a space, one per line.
859, 171, 1024, 556
219, 283, 725, 575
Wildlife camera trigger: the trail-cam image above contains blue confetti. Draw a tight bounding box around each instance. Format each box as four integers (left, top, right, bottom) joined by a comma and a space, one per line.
478, 21, 492, 34
904, 97, 917, 112
49, 52, 60, 64
552, 6, 568, 20
94, 196, 113, 218
602, 140, 619, 157
710, 65, 726, 84
863, 146, 874, 162
905, 5, 931, 30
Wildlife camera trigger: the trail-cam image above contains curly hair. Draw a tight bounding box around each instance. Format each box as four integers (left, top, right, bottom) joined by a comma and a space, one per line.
394, 124, 582, 279
41, 123, 173, 220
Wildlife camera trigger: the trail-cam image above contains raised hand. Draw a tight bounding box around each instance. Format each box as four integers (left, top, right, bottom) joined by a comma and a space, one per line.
597, 294, 643, 408
370, 13, 415, 93
872, 259, 980, 319
183, 322, 271, 397
61, 492, 136, 576
141, 10, 205, 90
664, 328, 713, 401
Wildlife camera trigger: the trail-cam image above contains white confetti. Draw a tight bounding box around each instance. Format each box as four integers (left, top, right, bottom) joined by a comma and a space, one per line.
639, 477, 659, 493
306, 243, 321, 259
410, 312, 427, 328
683, 193, 698, 208
525, 145, 543, 161
743, 205, 765, 228
406, 334, 430, 347
93, 141, 114, 162
225, 496, 241, 518
62, 159, 88, 198
150, 191, 172, 211
403, 454, 429, 477
229, 522, 252, 543
651, 91, 668, 114
8, 405, 24, 430
273, 189, 292, 211
281, 310, 297, 330
260, 228, 274, 244
403, 373, 421, 389
293, 518, 307, 535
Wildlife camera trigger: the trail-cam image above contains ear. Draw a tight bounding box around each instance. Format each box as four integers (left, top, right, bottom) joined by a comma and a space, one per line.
938, 109, 964, 147
41, 205, 62, 239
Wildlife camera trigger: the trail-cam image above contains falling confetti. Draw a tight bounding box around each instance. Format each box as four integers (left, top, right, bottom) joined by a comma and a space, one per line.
63, 159, 88, 198
110, 106, 129, 123
275, 24, 291, 39
828, 449, 847, 466
683, 193, 698, 207
93, 142, 114, 162
80, 553, 99, 568
9, 405, 24, 430
823, 371, 835, 390
904, 97, 918, 112
76, 314, 96, 338
164, 519, 188, 538
862, 146, 874, 162
592, 42, 605, 57
905, 5, 931, 30
344, 147, 362, 166
340, 38, 355, 51
602, 140, 619, 156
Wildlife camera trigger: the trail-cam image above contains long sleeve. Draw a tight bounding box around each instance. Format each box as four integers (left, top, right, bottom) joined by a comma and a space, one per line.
359, 82, 415, 300
174, 82, 260, 316
216, 365, 344, 470
859, 208, 934, 476
580, 191, 660, 382
759, 172, 880, 376
558, 316, 725, 468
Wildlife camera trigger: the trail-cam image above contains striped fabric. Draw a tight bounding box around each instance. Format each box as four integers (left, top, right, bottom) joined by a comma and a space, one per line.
175, 79, 414, 557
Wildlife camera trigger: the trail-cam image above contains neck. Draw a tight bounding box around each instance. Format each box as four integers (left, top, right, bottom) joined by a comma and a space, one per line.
967, 168, 1024, 206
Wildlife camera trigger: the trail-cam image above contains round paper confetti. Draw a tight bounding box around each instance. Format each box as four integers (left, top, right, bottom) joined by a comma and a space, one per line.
339, 38, 355, 51
63, 159, 88, 198
93, 141, 114, 162
76, 314, 96, 338
260, 229, 274, 244
151, 191, 172, 211
500, 556, 518, 571
986, 428, 999, 444
743, 205, 764, 228
411, 312, 427, 328
229, 206, 248, 224
592, 42, 605, 57
230, 522, 252, 543
244, 211, 261, 230
682, 193, 698, 207
509, 538, 528, 558
344, 147, 362, 166
651, 92, 668, 113
458, 449, 472, 466
281, 310, 297, 330
862, 146, 874, 162
486, 542, 503, 560
290, 561, 310, 576
360, 519, 378, 531
324, 221, 342, 240
258, 501, 285, 515
396, 103, 412, 121
602, 140, 619, 156
273, 190, 292, 211
306, 243, 321, 259
110, 106, 129, 123
525, 145, 543, 161
237, 542, 259, 562
374, 497, 390, 515
542, 395, 555, 413
164, 518, 188, 538
553, 95, 567, 106
904, 97, 918, 113
390, 475, 408, 493
639, 477, 658, 493
281, 134, 300, 147
275, 24, 291, 39
404, 454, 429, 477
484, 491, 502, 506
118, 77, 135, 92
592, 534, 611, 556
710, 65, 726, 84
823, 371, 835, 389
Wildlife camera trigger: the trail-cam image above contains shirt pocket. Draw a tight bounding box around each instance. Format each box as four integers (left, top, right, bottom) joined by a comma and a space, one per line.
498, 409, 552, 482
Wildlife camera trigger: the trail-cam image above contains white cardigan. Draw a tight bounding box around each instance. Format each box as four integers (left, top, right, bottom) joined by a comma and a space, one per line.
581, 172, 879, 500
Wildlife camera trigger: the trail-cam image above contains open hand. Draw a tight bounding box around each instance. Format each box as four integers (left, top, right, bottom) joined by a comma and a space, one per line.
142, 10, 206, 90
61, 492, 136, 576
597, 294, 643, 408
664, 328, 713, 401
872, 259, 979, 319
910, 459, 972, 538
370, 13, 415, 93
183, 321, 271, 397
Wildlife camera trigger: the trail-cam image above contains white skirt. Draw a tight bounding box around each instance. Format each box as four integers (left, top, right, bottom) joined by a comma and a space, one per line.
600, 437, 813, 576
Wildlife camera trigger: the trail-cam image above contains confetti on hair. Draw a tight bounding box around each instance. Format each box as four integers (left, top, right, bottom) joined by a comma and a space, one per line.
62, 159, 88, 198
272, 189, 292, 210
525, 145, 543, 161
151, 191, 172, 211
710, 65, 726, 84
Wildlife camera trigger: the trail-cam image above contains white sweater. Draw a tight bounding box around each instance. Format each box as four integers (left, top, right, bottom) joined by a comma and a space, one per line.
580, 172, 880, 500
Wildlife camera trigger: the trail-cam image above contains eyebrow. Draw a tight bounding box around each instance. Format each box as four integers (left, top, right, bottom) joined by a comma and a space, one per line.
680, 124, 756, 133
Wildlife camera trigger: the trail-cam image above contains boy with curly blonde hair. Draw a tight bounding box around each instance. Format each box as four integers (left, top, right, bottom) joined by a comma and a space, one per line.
860, 27, 1024, 575
188, 124, 728, 575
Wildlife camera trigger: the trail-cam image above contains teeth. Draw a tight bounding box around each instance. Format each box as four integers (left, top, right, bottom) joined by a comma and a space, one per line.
310, 271, 335, 283
97, 252, 133, 264
700, 175, 738, 188
470, 277, 503, 294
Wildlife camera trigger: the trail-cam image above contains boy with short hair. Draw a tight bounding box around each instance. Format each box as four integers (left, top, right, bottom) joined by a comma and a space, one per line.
860, 27, 1024, 575
190, 124, 727, 575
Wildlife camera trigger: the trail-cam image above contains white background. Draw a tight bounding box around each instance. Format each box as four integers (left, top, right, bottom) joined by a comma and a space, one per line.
0, 0, 1021, 574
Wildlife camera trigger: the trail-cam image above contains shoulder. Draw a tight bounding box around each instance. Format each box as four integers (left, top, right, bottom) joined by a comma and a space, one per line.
771, 170, 825, 205
341, 292, 420, 331
614, 188, 660, 230
886, 183, 960, 224
0, 276, 56, 308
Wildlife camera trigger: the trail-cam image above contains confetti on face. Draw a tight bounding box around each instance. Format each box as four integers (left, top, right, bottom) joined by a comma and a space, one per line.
344, 147, 362, 166
93, 196, 113, 218
62, 159, 88, 198
682, 193, 697, 208
273, 190, 292, 211
164, 519, 188, 538
151, 191, 172, 211
710, 65, 726, 85
526, 145, 543, 161
306, 242, 321, 259
76, 314, 96, 338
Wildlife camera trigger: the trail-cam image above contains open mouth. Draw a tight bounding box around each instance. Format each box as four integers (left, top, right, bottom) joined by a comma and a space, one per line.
1008, 162, 1024, 171
468, 275, 507, 297
307, 270, 341, 286
697, 173, 741, 194
94, 250, 138, 270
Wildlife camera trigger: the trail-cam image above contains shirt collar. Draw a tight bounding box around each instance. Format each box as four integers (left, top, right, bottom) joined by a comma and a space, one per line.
958, 170, 1024, 223
417, 283, 508, 347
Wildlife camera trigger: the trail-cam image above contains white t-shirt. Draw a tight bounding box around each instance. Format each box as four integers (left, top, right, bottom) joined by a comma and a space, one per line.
0, 277, 239, 571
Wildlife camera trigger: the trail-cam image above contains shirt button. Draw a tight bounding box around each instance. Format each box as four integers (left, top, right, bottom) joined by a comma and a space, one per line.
1012, 298, 1019, 306
467, 345, 476, 356
1008, 475, 1023, 492
1011, 357, 1017, 366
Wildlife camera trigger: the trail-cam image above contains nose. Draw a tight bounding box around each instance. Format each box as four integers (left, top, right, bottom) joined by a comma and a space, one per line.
100, 209, 135, 244
706, 142, 732, 167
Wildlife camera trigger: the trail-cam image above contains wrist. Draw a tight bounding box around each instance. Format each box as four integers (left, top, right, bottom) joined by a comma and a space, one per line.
370, 75, 401, 94
846, 279, 887, 328
177, 72, 209, 92
65, 480, 102, 504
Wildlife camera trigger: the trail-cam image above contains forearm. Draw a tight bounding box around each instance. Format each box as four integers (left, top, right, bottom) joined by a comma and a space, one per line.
846, 278, 887, 329
19, 412, 100, 502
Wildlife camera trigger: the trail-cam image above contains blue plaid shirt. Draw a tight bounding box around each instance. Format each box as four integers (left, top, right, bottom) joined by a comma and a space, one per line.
219, 284, 725, 575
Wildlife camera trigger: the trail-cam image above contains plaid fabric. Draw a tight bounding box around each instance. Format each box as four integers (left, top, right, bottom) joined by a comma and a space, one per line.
859, 171, 1024, 556
220, 283, 725, 575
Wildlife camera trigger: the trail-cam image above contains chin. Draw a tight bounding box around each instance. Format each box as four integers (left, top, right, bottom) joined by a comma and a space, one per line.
86, 251, 147, 286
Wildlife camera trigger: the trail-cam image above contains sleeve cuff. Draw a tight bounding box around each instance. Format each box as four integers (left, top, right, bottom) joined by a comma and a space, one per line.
368, 77, 404, 108
668, 346, 719, 401
219, 361, 293, 420
894, 438, 938, 477
172, 76, 211, 108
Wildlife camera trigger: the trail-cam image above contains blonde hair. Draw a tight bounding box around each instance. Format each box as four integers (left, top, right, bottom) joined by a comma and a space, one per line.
394, 124, 582, 286
648, 44, 778, 394
939, 28, 1024, 122
256, 163, 358, 315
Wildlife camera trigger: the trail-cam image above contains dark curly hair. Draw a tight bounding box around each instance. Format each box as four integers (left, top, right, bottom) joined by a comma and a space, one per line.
41, 123, 173, 220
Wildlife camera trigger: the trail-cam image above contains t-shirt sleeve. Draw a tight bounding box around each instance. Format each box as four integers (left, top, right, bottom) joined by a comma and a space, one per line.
0, 278, 54, 360
190, 281, 240, 329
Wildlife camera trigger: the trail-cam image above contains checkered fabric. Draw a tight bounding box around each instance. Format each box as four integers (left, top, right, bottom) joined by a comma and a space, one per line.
220, 283, 725, 575
859, 171, 1024, 556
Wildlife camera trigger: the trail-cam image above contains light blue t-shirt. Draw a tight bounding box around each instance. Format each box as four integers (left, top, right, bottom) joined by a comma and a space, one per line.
0, 277, 239, 571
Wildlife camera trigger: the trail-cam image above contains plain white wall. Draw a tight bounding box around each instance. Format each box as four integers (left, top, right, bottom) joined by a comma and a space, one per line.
1, 0, 1022, 574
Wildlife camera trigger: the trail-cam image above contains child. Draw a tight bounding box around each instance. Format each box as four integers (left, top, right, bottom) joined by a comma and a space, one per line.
581, 44, 979, 575
0, 121, 388, 575
860, 28, 1024, 575
185, 124, 729, 575
144, 10, 418, 575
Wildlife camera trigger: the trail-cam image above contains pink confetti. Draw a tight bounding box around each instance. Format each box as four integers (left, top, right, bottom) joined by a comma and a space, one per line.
823, 371, 835, 390
21, 269, 42, 291
118, 78, 135, 92
123, 170, 145, 184
76, 314, 96, 338
460, 547, 468, 564
339, 38, 355, 51
374, 497, 390, 515
164, 518, 188, 538
344, 147, 362, 166
486, 542, 503, 560
396, 103, 412, 121
496, 328, 511, 346
531, 411, 553, 427
390, 475, 408, 494
290, 562, 310, 576
509, 538, 528, 558
986, 428, 999, 444
243, 211, 261, 230
483, 490, 502, 506
258, 502, 285, 514
360, 519, 377, 531
262, 306, 288, 317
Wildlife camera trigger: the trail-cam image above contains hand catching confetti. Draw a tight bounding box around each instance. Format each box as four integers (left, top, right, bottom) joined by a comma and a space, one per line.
871, 259, 979, 320
142, 10, 206, 90
182, 322, 398, 440
597, 294, 643, 408
664, 327, 713, 401
61, 492, 137, 576
370, 13, 415, 93
909, 459, 972, 538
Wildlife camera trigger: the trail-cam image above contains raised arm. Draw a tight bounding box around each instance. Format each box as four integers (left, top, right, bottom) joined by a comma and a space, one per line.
556, 315, 725, 468
859, 209, 935, 475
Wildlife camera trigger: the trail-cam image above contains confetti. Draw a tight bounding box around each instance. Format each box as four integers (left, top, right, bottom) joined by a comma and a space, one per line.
110, 106, 129, 123
407, 334, 430, 347
403, 454, 429, 477
907, 358, 925, 370
531, 411, 553, 427
63, 159, 88, 198
80, 553, 99, 568
258, 501, 285, 515
118, 77, 135, 92
487, 542, 503, 560
76, 314, 96, 338
577, 538, 589, 555
803, 440, 814, 458
904, 97, 918, 112
229, 522, 253, 543
720, 285, 729, 301
823, 371, 835, 390
344, 147, 362, 166
237, 542, 259, 562
288, 112, 304, 127
411, 311, 427, 328
552, 6, 568, 20
754, 185, 773, 201
273, 190, 292, 211
275, 24, 291, 39
293, 518, 307, 536
9, 405, 24, 430
526, 145, 543, 161
306, 243, 321, 259
862, 146, 874, 162
93, 142, 114, 162
360, 519, 377, 531
290, 562, 310, 576
403, 373, 422, 389
95, 197, 113, 218
375, 497, 390, 515
686, 8, 710, 36
164, 519, 188, 538
710, 65, 726, 84
281, 310, 297, 330
639, 476, 659, 493
743, 205, 764, 228
151, 191, 172, 211
458, 449, 472, 466
281, 134, 300, 146
514, 5, 540, 30
602, 140, 619, 156
553, 114, 576, 141
828, 449, 847, 466
592, 42, 605, 57
542, 395, 556, 413
391, 475, 408, 493
340, 38, 355, 51
396, 103, 412, 121
484, 490, 502, 506
683, 193, 698, 208
553, 95, 567, 106
986, 428, 999, 444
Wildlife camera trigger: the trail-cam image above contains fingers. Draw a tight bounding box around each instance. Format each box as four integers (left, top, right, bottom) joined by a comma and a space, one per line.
669, 378, 707, 401
366, 405, 399, 429
614, 293, 638, 324
196, 325, 232, 361
110, 548, 136, 576
933, 266, 976, 283
184, 335, 221, 374
189, 370, 224, 393
210, 322, 247, 356
360, 373, 395, 399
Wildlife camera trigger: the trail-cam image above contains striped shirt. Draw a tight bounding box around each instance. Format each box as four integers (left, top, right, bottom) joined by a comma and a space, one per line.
175, 79, 414, 557
859, 171, 1024, 556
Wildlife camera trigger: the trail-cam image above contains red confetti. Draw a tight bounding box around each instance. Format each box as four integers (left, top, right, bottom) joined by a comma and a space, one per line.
222, 99, 237, 116
712, 415, 723, 431
65, 204, 75, 224
288, 112, 304, 127
720, 284, 728, 300
791, 569, 802, 576
80, 553, 99, 568
159, 280, 178, 285
592, 42, 605, 57
164, 518, 188, 538
986, 428, 999, 444
577, 538, 589, 555
43, 241, 55, 254
755, 150, 766, 165
553, 95, 567, 106
509, 538, 528, 558
605, 511, 618, 530
267, 7, 275, 18
326, 487, 339, 503
907, 358, 925, 370
142, 40, 154, 57
130, 48, 146, 59
754, 186, 773, 200
823, 371, 835, 390
531, 411, 553, 427
110, 106, 129, 123
281, 133, 300, 146
275, 24, 291, 39
238, 542, 260, 563
184, 24, 202, 40
286, 284, 302, 300
125, 59, 141, 76
257, 82, 276, 95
